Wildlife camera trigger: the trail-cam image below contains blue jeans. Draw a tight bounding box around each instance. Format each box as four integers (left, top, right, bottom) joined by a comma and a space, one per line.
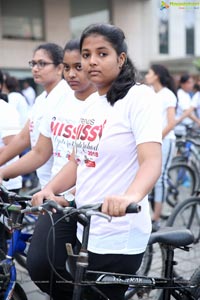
154, 138, 175, 203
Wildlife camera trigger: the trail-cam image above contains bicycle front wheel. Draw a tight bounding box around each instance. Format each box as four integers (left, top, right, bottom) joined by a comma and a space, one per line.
161, 162, 197, 219
166, 197, 200, 281
167, 197, 200, 243
182, 266, 200, 300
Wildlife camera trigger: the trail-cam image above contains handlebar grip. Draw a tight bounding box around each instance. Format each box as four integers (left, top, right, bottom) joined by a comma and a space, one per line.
21, 200, 64, 214
125, 203, 141, 214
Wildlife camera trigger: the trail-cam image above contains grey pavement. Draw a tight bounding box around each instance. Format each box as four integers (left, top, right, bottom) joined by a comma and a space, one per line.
16, 262, 49, 300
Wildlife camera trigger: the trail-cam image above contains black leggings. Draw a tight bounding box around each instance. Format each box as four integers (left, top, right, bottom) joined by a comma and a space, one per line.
27, 213, 144, 300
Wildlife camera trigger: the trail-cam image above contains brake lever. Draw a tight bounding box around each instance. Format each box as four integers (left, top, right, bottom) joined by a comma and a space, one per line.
85, 210, 112, 222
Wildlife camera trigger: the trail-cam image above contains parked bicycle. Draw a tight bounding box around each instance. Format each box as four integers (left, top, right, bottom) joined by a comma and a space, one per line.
160, 132, 200, 219
22, 200, 199, 300
0, 184, 32, 300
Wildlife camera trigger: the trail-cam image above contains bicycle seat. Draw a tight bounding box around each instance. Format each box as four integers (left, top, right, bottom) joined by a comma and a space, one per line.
148, 226, 194, 247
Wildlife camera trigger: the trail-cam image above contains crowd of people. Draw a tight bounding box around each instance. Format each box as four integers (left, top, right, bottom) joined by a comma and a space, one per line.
0, 22, 200, 300
0, 70, 38, 190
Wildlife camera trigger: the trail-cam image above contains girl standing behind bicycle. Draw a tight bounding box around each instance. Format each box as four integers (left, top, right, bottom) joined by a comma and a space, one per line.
0, 43, 70, 188
145, 64, 177, 231
32, 23, 162, 300
0, 39, 96, 299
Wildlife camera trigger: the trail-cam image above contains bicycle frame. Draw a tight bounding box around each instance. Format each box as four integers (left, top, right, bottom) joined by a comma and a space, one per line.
22, 200, 197, 300
64, 211, 196, 300
1, 229, 28, 300
0, 202, 31, 300
69, 237, 196, 300
85, 268, 197, 299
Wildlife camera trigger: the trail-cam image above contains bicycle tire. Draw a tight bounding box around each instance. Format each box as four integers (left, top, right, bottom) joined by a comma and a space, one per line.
161, 162, 197, 219
166, 197, 200, 281
183, 266, 200, 299
168, 162, 196, 204
166, 197, 200, 243
11, 283, 28, 300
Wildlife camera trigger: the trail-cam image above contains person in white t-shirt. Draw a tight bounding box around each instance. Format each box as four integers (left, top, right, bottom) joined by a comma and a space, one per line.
0, 43, 69, 188
0, 39, 96, 299
0, 100, 22, 192
0, 100, 22, 253
145, 64, 177, 231
4, 75, 29, 127
191, 83, 200, 119
175, 74, 200, 135
22, 80, 36, 108
31, 24, 162, 300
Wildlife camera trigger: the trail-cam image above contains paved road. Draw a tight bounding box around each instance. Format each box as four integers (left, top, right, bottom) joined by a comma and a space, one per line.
16, 263, 49, 300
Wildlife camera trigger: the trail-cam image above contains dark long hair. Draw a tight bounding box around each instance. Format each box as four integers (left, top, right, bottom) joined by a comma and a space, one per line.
150, 64, 177, 97
80, 23, 137, 106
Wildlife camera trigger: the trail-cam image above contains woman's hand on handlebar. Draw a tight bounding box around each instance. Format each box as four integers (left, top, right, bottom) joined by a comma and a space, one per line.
31, 188, 54, 206
102, 194, 137, 217
31, 188, 69, 207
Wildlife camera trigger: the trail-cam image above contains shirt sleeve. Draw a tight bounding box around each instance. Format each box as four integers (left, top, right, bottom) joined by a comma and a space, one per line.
129, 85, 162, 146
177, 90, 191, 110
0, 102, 21, 139
38, 112, 51, 138
191, 92, 200, 108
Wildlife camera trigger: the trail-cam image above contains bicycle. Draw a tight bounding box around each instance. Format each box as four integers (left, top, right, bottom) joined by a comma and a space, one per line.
23, 200, 199, 300
148, 125, 200, 221
160, 161, 197, 219
164, 195, 200, 285
159, 133, 200, 220
0, 184, 32, 300
169, 126, 200, 198
1, 184, 38, 271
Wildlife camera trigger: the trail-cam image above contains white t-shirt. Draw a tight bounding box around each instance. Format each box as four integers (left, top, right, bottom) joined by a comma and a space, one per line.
175, 88, 193, 135
157, 87, 176, 140
8, 92, 29, 127
29, 79, 71, 188
0, 100, 22, 190
191, 91, 200, 118
39, 90, 93, 178
22, 86, 36, 107
75, 84, 162, 255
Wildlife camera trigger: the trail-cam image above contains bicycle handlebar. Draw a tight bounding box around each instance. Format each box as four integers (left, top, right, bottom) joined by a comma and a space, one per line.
21, 200, 141, 218
0, 184, 32, 203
